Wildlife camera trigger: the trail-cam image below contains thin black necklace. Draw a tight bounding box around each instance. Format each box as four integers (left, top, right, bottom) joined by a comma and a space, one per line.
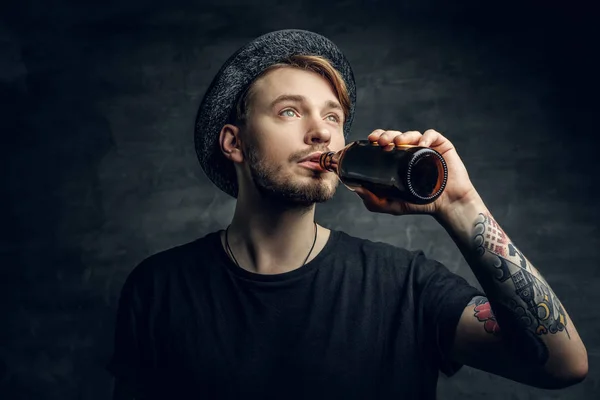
225, 222, 318, 271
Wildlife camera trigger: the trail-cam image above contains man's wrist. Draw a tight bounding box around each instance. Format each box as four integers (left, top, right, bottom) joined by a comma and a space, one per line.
435, 190, 488, 236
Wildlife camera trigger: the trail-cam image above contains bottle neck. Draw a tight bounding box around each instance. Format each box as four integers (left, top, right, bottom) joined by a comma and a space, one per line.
319, 151, 339, 173
320, 141, 362, 173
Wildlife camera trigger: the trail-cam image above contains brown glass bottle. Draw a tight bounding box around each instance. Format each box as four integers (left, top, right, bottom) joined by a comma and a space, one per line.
319, 140, 448, 205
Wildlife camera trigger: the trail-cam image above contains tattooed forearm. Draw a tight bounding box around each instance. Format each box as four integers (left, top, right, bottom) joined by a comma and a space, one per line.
469, 212, 574, 365
438, 199, 586, 380
473, 212, 569, 338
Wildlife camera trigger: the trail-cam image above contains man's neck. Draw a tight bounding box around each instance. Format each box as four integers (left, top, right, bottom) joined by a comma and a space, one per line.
224, 195, 325, 275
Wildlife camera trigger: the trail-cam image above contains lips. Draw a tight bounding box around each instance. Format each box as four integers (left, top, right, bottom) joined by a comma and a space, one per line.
298, 160, 324, 171
298, 152, 324, 163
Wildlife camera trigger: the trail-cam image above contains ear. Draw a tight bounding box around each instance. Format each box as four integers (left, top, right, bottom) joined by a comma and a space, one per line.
219, 124, 245, 163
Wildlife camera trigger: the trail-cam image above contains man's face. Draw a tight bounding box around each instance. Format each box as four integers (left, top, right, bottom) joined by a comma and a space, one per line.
238, 67, 346, 207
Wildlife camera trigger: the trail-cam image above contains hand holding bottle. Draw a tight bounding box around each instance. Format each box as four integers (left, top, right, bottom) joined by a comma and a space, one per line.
354, 129, 477, 217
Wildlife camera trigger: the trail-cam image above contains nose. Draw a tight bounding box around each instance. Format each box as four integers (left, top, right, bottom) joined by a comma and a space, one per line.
304, 116, 332, 146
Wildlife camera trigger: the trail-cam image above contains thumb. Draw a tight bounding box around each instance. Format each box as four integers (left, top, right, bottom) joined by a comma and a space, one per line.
354, 186, 378, 203
353, 186, 366, 198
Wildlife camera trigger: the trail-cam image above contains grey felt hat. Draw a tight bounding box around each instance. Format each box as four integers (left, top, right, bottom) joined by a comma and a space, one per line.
194, 29, 357, 198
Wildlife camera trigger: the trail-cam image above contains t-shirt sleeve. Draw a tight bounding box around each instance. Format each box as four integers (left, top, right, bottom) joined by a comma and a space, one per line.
106, 261, 158, 396
411, 250, 485, 377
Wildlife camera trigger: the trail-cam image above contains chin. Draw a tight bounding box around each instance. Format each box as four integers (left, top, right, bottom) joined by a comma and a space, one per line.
249, 167, 339, 205
272, 179, 337, 206
300, 177, 338, 203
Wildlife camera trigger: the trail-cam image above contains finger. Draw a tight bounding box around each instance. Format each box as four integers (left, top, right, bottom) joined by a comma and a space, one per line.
355, 186, 376, 201
420, 129, 450, 149
369, 130, 400, 147
353, 186, 369, 203
393, 131, 422, 146
367, 129, 387, 142
355, 187, 385, 212
418, 129, 440, 147
378, 130, 403, 151
355, 187, 405, 215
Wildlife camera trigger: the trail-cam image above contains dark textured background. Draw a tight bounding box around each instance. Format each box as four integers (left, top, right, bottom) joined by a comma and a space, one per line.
1, 0, 598, 399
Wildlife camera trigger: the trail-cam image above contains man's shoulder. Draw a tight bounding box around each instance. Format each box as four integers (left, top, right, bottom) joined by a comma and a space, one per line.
331, 229, 427, 276
125, 231, 219, 284
335, 229, 416, 260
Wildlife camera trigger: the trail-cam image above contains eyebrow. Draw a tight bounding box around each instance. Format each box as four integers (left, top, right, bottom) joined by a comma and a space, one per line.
269, 94, 343, 113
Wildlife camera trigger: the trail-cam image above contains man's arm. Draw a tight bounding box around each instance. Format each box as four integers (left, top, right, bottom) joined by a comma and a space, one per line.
437, 193, 588, 389
356, 128, 587, 388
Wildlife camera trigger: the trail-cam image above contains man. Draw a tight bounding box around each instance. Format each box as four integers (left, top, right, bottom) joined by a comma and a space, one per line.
108, 30, 587, 399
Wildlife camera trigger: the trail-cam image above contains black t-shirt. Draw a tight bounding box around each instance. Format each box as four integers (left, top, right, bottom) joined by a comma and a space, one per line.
107, 229, 483, 399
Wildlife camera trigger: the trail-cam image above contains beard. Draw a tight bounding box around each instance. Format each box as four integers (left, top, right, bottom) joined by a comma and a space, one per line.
243, 139, 339, 209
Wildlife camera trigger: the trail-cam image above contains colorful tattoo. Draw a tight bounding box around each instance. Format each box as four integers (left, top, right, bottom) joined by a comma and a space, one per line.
468, 296, 501, 336
472, 212, 570, 364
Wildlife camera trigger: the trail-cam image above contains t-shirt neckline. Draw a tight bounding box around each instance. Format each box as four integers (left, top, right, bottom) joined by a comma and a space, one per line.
213, 228, 341, 282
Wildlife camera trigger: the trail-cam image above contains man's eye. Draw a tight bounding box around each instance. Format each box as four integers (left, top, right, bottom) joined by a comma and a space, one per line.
280, 109, 297, 117
327, 114, 341, 123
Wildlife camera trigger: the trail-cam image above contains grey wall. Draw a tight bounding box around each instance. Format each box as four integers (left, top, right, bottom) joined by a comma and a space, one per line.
1, 0, 598, 399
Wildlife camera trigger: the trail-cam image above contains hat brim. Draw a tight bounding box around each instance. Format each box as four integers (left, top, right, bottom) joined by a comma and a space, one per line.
194, 29, 356, 199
